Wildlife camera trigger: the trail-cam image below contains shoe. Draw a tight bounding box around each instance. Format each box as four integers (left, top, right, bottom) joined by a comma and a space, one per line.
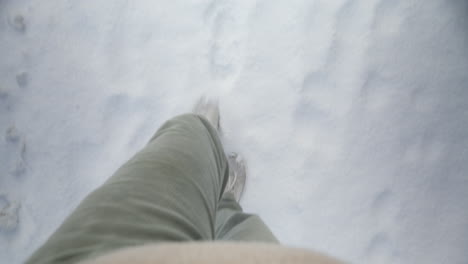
192, 96, 220, 132
224, 153, 247, 202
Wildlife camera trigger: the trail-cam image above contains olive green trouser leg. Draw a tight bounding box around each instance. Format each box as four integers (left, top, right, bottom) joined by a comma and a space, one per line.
26, 114, 277, 264
215, 193, 278, 242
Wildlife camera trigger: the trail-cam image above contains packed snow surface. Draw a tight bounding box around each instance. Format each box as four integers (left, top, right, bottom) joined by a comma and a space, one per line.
1, 0, 467, 263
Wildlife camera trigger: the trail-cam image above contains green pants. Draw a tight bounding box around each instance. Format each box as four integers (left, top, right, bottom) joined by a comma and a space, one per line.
27, 114, 277, 264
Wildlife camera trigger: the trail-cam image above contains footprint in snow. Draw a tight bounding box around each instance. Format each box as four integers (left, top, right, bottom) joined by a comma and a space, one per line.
8, 14, 27, 33
4, 125, 28, 177
16, 72, 29, 88
0, 194, 20, 232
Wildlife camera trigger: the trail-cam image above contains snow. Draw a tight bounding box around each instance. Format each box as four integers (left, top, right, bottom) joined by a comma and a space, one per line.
1, 0, 467, 263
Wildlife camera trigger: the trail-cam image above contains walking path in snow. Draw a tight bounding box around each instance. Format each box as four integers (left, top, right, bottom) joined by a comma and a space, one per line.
1, 0, 467, 263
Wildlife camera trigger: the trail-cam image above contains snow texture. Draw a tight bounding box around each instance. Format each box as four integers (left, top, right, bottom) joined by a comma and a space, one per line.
1, 0, 468, 263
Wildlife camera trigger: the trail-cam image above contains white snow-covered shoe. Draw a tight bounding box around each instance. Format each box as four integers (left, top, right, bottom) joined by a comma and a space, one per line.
224, 153, 247, 202
193, 97, 221, 132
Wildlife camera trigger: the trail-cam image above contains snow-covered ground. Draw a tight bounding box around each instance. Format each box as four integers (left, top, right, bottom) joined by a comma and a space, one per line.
1, 0, 467, 263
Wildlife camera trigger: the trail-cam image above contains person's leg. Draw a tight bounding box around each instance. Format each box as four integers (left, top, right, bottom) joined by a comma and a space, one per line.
26, 114, 229, 264
215, 193, 278, 243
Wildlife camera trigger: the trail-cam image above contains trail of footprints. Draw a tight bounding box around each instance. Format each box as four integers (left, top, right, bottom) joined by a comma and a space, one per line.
8, 10, 30, 89
0, 10, 31, 233
4, 8, 30, 177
